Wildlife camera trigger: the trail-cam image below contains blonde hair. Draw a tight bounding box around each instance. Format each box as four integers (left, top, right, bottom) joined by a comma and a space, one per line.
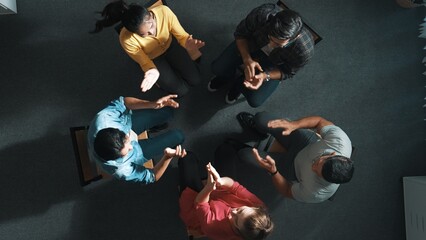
237, 207, 274, 240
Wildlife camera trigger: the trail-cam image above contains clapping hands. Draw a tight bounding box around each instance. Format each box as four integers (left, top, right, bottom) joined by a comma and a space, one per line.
206, 162, 225, 187
164, 145, 187, 158
205, 162, 223, 191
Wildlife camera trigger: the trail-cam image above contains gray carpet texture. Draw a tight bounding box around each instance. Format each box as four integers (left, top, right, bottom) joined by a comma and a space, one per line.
0, 0, 425, 239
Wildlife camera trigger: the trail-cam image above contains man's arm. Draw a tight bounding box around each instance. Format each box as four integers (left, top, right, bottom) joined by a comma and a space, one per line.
268, 116, 334, 135
124, 97, 155, 110
124, 95, 179, 110
153, 145, 186, 181
252, 148, 293, 198
270, 172, 293, 198
291, 116, 334, 134
235, 38, 253, 65
235, 38, 263, 81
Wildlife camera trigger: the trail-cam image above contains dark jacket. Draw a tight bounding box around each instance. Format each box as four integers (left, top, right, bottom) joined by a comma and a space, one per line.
234, 3, 314, 80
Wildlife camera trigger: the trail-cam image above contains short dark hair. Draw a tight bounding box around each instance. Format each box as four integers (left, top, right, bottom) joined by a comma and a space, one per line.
93, 128, 126, 161
322, 156, 354, 184
91, 0, 149, 33
267, 9, 302, 40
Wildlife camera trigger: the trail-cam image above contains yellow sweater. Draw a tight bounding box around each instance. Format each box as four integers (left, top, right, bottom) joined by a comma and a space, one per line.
119, 5, 189, 72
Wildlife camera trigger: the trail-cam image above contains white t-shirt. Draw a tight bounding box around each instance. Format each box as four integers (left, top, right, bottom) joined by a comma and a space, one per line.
291, 125, 352, 203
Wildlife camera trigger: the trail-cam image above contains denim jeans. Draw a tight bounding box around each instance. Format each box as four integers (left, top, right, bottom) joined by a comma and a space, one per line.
131, 107, 184, 159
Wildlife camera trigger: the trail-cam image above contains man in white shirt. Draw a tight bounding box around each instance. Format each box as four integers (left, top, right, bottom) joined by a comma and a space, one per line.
237, 111, 354, 203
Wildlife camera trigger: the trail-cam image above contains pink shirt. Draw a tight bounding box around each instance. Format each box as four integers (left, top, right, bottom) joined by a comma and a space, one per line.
179, 182, 264, 240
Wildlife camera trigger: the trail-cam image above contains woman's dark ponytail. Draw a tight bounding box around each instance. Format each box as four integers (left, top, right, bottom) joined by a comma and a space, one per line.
91, 0, 128, 33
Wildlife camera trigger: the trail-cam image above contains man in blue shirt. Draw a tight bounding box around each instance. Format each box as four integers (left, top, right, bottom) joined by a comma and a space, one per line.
87, 95, 185, 184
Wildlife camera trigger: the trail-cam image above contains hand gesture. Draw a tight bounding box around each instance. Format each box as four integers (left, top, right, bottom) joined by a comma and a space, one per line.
243, 72, 264, 90
205, 165, 217, 192
185, 35, 205, 51
206, 162, 224, 187
164, 145, 187, 158
267, 119, 295, 135
243, 58, 263, 82
252, 148, 277, 174
141, 68, 160, 92
154, 94, 179, 109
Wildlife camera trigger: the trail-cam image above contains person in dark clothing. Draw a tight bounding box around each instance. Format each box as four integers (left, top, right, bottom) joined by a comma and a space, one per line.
209, 3, 314, 107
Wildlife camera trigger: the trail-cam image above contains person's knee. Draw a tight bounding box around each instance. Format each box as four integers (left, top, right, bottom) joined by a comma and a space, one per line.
170, 129, 185, 144
161, 107, 174, 120
215, 142, 236, 157
175, 130, 185, 144
254, 111, 276, 133
213, 142, 238, 165
236, 147, 253, 161
172, 84, 189, 97
246, 97, 266, 108
158, 74, 189, 96
184, 73, 202, 87
178, 150, 196, 169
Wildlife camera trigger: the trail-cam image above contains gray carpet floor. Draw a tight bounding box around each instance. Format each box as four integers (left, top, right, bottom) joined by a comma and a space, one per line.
0, 0, 425, 239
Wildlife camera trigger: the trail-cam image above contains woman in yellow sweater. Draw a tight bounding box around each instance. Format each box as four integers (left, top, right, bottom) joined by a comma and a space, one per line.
93, 0, 205, 96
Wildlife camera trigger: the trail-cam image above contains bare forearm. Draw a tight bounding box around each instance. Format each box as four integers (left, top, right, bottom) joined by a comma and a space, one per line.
271, 173, 293, 198
293, 116, 333, 133
153, 155, 173, 181
124, 97, 156, 110
217, 177, 234, 189
235, 38, 252, 63
195, 187, 213, 203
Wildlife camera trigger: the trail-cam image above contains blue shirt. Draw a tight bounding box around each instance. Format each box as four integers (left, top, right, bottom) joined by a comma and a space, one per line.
87, 97, 155, 184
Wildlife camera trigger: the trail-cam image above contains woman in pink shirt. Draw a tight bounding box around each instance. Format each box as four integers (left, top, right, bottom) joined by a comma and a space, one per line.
178, 148, 274, 240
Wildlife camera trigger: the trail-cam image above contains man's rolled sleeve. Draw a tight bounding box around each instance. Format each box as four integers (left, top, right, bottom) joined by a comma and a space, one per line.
119, 166, 156, 184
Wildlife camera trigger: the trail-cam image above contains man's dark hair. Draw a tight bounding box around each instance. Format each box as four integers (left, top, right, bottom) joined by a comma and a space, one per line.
322, 156, 354, 184
267, 9, 302, 40
92, 0, 149, 33
94, 128, 127, 161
